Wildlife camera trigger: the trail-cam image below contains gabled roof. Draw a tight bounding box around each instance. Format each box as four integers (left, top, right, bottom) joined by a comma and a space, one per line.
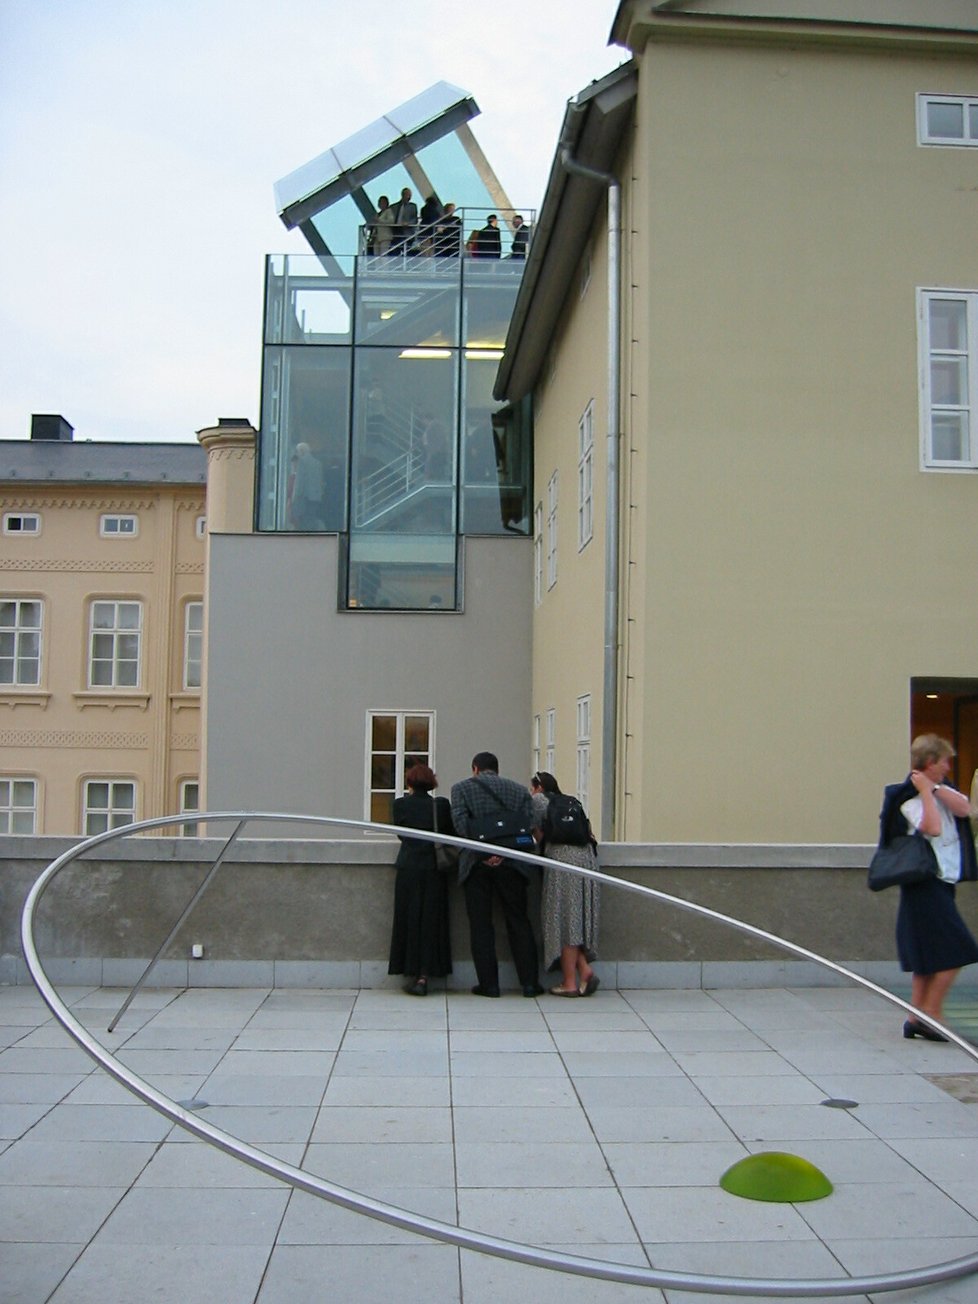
494, 63, 637, 404
0, 441, 206, 487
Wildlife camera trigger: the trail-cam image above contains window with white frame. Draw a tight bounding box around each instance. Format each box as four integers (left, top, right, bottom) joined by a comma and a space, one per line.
546, 471, 558, 589
532, 713, 541, 775
195, 515, 206, 538
0, 777, 37, 834
918, 290, 977, 468
3, 512, 40, 535
576, 694, 592, 811
0, 598, 42, 686
100, 514, 138, 538
533, 502, 543, 605
179, 779, 200, 836
89, 600, 142, 687
578, 402, 594, 550
366, 710, 434, 825
918, 94, 978, 146
545, 707, 556, 772
83, 779, 136, 835
183, 601, 203, 689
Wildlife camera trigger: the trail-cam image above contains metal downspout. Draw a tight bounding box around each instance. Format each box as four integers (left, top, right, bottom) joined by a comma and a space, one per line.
559, 142, 621, 840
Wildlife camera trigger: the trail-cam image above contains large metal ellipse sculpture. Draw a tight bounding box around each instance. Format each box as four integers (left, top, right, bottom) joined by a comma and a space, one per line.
21, 812, 978, 1298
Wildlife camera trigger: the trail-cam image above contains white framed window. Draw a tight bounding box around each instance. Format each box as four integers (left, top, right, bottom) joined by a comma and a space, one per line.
918, 94, 978, 146
544, 707, 556, 773
179, 779, 200, 836
195, 515, 206, 538
366, 709, 434, 826
532, 713, 541, 776
0, 598, 42, 686
83, 779, 136, 835
576, 694, 592, 811
546, 471, 558, 589
918, 289, 977, 469
0, 777, 37, 834
183, 601, 203, 689
533, 501, 543, 605
578, 401, 594, 550
3, 512, 41, 535
100, 513, 138, 538
89, 600, 142, 688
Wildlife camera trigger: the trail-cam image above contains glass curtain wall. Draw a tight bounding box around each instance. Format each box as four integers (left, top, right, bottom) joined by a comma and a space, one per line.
259, 250, 529, 609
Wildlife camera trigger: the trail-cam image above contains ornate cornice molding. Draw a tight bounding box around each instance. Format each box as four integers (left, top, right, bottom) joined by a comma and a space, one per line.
0, 729, 148, 748
0, 559, 155, 572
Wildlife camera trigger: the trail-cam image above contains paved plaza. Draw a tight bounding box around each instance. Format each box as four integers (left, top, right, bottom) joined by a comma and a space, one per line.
3, 981, 978, 1302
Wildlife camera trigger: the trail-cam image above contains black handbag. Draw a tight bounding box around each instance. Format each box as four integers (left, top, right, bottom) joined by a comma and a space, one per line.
431, 799, 458, 875
468, 779, 535, 855
867, 834, 939, 892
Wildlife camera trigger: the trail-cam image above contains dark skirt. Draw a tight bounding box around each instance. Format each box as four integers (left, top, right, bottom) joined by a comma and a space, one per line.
896, 879, 978, 975
388, 862, 452, 979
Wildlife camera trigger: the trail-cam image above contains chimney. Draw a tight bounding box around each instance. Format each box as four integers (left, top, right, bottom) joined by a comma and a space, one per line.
31, 414, 74, 442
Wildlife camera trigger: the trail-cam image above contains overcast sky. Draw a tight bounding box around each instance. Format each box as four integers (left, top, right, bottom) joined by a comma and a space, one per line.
0, 0, 625, 444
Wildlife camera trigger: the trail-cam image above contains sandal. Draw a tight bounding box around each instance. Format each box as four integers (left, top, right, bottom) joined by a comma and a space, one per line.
549, 985, 581, 997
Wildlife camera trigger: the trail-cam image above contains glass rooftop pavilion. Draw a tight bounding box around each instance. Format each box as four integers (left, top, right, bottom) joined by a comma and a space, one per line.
258, 83, 534, 611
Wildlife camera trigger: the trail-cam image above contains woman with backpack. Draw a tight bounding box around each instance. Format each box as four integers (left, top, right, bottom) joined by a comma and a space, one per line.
530, 772, 601, 996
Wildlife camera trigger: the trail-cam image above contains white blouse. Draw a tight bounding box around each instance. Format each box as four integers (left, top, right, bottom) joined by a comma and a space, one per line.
900, 795, 961, 883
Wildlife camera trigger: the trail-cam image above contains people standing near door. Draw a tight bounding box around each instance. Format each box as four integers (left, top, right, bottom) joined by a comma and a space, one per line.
878, 733, 978, 1040
388, 764, 454, 996
530, 772, 600, 997
450, 751, 542, 997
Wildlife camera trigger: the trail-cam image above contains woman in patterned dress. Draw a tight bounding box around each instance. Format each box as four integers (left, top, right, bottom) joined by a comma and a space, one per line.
530, 772, 601, 997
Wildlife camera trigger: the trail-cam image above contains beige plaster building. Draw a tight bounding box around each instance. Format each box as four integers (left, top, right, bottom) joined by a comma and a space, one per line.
496, 1, 978, 844
0, 416, 207, 835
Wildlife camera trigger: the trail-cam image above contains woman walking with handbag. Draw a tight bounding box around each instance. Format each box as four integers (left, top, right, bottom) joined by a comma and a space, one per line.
388, 764, 454, 996
879, 734, 978, 1040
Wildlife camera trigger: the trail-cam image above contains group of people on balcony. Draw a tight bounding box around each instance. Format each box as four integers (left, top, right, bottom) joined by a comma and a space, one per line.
368, 188, 529, 260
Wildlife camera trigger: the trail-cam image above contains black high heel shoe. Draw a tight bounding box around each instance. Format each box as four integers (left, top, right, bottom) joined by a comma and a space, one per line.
404, 977, 428, 996
903, 1018, 948, 1042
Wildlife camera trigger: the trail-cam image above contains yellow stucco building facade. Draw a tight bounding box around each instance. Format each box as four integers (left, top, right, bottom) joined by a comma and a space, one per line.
498, 0, 978, 844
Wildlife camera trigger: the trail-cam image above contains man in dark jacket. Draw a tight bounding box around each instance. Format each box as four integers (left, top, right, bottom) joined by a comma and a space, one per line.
451, 751, 542, 997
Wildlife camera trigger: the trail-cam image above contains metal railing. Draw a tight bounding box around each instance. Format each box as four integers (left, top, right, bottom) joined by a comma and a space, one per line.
20, 811, 978, 1298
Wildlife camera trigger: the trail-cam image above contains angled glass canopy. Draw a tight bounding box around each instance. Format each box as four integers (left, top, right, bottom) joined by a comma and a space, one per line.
274, 81, 513, 258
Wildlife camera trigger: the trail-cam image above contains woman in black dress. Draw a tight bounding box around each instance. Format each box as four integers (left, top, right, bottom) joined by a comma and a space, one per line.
388, 763, 454, 996
879, 734, 978, 1040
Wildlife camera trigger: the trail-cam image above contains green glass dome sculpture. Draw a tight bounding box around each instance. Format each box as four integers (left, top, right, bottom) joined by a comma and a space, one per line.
720, 1152, 833, 1203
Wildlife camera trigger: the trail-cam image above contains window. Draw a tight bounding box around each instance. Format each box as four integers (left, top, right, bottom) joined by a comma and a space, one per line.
0, 599, 42, 686
179, 779, 199, 836
545, 707, 556, 772
547, 471, 558, 589
0, 778, 37, 834
918, 290, 977, 468
183, 601, 203, 689
3, 512, 40, 535
533, 501, 543, 605
195, 515, 206, 539
578, 402, 594, 550
532, 713, 541, 775
366, 710, 434, 825
576, 694, 592, 811
918, 94, 978, 146
89, 600, 142, 687
100, 514, 138, 537
83, 779, 136, 835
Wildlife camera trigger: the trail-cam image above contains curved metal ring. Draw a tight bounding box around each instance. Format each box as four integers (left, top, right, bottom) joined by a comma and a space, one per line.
20, 811, 978, 1297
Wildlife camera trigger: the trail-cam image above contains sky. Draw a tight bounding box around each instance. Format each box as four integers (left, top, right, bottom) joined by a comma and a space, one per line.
0, 0, 625, 444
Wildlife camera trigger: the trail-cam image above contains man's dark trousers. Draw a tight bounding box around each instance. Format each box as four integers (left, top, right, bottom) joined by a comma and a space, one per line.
463, 858, 539, 990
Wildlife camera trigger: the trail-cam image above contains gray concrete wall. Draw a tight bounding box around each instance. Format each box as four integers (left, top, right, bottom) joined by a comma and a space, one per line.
4, 833, 940, 992
204, 534, 534, 827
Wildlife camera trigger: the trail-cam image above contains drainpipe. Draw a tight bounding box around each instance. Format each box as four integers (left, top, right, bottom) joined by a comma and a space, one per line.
559, 129, 621, 841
